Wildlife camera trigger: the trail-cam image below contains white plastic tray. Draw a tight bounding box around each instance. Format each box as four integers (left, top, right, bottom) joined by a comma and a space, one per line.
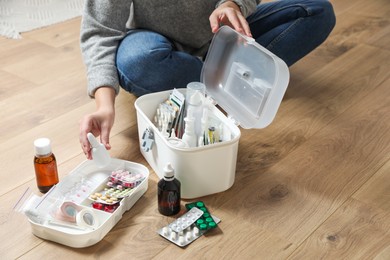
26, 158, 149, 248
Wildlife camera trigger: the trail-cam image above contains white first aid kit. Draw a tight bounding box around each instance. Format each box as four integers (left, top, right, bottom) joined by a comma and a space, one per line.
15, 134, 149, 248
135, 26, 289, 199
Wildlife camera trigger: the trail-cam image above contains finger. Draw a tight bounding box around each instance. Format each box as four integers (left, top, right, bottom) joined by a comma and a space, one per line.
238, 15, 252, 37
100, 127, 111, 150
86, 149, 92, 160
209, 12, 221, 33
79, 116, 93, 158
219, 9, 243, 34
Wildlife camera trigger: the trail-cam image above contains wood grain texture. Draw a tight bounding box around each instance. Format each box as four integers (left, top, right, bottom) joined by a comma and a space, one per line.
0, 0, 389, 258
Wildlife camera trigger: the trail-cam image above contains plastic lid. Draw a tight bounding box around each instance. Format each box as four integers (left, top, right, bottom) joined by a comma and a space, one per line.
34, 138, 52, 155
201, 26, 290, 129
163, 163, 175, 179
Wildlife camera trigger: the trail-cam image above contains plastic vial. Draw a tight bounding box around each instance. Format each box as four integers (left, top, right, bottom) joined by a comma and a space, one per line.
186, 82, 205, 139
33, 138, 59, 193
158, 163, 181, 216
181, 108, 197, 148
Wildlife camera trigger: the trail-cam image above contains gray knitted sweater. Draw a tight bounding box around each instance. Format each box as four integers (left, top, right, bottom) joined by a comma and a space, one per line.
80, 0, 259, 97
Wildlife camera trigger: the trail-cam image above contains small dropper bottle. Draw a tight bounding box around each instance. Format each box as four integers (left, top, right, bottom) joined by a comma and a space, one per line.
181, 107, 197, 147
158, 163, 181, 216
33, 138, 59, 193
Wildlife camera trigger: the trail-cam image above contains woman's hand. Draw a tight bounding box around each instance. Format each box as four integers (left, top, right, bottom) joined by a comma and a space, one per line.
209, 1, 252, 37
79, 87, 116, 159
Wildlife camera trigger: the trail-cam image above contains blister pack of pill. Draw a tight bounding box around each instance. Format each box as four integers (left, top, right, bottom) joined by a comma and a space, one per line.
157, 214, 221, 247
168, 206, 203, 232
185, 201, 218, 231
158, 201, 221, 247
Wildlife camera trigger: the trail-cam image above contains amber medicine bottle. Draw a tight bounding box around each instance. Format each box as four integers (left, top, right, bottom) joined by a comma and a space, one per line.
33, 138, 59, 193
158, 163, 181, 216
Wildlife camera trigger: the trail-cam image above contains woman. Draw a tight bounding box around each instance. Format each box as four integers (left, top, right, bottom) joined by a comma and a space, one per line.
79, 0, 335, 158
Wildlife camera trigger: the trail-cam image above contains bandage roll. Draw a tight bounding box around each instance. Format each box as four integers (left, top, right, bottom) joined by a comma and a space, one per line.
60, 201, 83, 223
76, 208, 99, 229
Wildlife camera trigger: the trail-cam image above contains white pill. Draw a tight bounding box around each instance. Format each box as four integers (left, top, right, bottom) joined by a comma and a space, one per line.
179, 235, 185, 245
193, 227, 200, 236
162, 227, 169, 236
171, 232, 177, 240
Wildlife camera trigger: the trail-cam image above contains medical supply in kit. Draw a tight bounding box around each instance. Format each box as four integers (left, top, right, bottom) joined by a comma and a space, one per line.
185, 82, 206, 138
154, 89, 185, 138
91, 201, 119, 213
33, 138, 59, 193
107, 169, 146, 189
157, 205, 221, 247
181, 107, 197, 147
87, 133, 111, 168
158, 163, 181, 216
152, 88, 227, 148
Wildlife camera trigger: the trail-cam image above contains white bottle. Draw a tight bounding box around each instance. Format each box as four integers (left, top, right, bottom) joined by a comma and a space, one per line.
186, 82, 205, 139
181, 108, 197, 148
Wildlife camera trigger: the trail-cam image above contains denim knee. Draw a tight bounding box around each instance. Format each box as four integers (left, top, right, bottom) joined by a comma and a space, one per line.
116, 31, 175, 96
305, 0, 336, 36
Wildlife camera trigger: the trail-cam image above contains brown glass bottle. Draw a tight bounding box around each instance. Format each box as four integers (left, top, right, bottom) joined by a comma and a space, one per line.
33, 138, 59, 193
158, 163, 181, 216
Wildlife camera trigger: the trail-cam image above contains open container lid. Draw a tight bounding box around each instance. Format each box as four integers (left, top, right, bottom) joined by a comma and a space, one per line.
201, 26, 290, 129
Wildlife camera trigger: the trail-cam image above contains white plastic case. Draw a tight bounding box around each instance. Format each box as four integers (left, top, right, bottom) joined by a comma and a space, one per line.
135, 26, 289, 199
19, 158, 149, 248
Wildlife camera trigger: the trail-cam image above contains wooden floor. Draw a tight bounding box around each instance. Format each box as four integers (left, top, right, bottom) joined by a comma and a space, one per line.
1, 0, 389, 259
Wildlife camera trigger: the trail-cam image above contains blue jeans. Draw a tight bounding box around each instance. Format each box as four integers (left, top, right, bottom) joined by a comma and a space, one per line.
117, 0, 335, 97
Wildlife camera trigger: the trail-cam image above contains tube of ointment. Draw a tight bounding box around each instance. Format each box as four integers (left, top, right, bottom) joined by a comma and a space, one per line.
87, 133, 111, 168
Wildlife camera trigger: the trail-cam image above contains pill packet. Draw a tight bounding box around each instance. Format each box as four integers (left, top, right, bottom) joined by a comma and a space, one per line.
104, 186, 134, 198
109, 169, 145, 189
185, 201, 218, 231
157, 214, 221, 247
168, 206, 203, 232
88, 191, 120, 205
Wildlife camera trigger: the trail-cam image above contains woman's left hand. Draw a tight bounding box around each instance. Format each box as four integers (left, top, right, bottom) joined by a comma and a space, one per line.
209, 1, 252, 37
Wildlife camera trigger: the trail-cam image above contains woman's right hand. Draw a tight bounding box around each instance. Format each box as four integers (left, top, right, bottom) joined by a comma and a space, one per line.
79, 87, 116, 159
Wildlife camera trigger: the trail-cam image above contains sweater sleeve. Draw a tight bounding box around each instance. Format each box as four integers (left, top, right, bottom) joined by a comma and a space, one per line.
216, 0, 260, 17
80, 0, 131, 97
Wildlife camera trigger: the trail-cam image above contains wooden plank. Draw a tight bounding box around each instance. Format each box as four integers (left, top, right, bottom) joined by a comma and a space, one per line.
22, 18, 82, 48
0, 70, 38, 100
353, 160, 390, 212
288, 198, 390, 259
0, 70, 89, 142
1, 40, 84, 85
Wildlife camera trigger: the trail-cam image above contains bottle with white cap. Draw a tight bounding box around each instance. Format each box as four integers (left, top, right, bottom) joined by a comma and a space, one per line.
186, 82, 206, 140
181, 107, 197, 148
158, 163, 181, 216
33, 138, 59, 193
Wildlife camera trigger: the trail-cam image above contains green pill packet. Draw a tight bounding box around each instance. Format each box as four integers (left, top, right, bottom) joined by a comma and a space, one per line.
185, 201, 218, 231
